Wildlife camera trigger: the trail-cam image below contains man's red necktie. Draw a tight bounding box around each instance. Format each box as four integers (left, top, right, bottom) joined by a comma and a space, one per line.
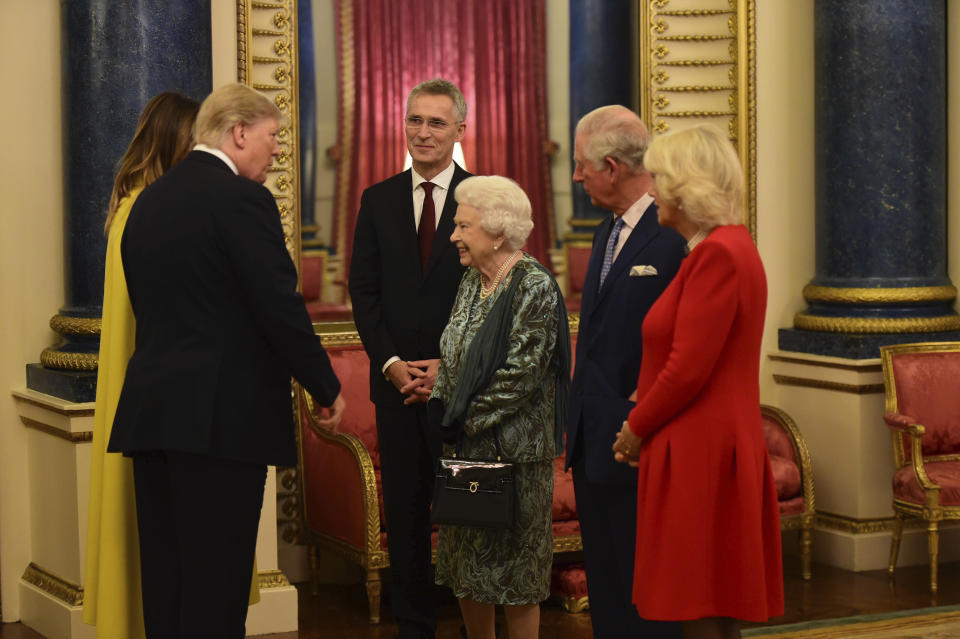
419, 182, 436, 271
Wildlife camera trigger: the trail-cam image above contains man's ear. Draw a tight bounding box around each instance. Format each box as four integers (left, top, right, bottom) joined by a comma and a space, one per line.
604, 156, 620, 181
231, 123, 246, 149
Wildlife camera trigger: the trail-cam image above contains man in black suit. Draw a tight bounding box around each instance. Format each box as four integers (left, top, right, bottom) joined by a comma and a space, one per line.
348, 78, 470, 639
566, 106, 685, 639
109, 83, 344, 639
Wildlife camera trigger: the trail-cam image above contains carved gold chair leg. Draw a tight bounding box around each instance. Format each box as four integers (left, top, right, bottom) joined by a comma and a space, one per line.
308, 543, 320, 596
928, 520, 940, 593
365, 567, 382, 624
888, 514, 903, 576
799, 515, 813, 581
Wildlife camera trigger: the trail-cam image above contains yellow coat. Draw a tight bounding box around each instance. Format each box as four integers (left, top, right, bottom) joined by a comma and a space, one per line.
83, 188, 259, 638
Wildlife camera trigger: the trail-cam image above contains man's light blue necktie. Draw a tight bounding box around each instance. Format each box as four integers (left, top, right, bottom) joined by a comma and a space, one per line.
599, 215, 625, 288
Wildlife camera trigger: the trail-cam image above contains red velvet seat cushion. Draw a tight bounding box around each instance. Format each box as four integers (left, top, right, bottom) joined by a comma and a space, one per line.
769, 454, 802, 500
778, 496, 806, 516
893, 461, 960, 506
551, 562, 588, 600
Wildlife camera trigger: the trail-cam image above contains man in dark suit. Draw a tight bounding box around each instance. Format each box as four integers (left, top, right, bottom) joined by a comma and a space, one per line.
109, 83, 344, 639
566, 106, 686, 639
348, 79, 470, 639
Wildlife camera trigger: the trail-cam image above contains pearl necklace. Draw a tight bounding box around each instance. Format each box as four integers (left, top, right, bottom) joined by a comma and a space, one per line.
479, 250, 521, 299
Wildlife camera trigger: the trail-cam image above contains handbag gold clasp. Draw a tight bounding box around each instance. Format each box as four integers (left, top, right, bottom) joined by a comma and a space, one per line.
469, 481, 479, 493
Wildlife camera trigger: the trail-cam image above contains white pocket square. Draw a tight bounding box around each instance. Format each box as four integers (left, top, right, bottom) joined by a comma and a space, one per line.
630, 265, 658, 277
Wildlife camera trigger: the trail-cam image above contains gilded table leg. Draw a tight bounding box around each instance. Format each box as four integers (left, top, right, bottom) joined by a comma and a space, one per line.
799, 515, 813, 581
365, 567, 382, 624
888, 513, 903, 577
928, 520, 940, 593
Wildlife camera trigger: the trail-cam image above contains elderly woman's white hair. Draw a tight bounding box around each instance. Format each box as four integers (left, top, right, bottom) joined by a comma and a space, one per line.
194, 83, 284, 147
454, 176, 534, 250
643, 124, 743, 229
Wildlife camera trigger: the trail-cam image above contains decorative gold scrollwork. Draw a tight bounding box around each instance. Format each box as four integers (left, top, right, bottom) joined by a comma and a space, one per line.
273, 10, 289, 29
274, 39, 290, 56
469, 481, 479, 493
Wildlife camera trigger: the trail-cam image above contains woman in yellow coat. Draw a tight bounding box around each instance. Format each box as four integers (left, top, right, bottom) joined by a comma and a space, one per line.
83, 92, 202, 638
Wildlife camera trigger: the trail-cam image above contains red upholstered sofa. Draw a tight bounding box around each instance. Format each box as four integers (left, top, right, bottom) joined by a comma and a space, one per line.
295, 322, 583, 623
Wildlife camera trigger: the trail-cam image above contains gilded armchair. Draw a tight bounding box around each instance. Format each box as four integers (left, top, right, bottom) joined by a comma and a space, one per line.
880, 341, 960, 593
761, 404, 815, 580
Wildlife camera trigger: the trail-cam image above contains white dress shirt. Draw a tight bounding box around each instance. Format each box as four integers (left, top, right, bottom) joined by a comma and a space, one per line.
611, 193, 655, 262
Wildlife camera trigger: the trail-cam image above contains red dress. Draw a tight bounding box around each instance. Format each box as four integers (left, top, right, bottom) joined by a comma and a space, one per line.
627, 225, 783, 622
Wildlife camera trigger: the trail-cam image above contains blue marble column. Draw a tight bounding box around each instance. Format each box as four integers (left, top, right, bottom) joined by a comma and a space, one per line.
299, 0, 320, 247
779, 0, 960, 358
27, 1, 212, 401
569, 0, 633, 222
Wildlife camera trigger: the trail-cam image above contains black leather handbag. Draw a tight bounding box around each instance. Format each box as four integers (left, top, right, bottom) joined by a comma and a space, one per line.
431, 434, 515, 529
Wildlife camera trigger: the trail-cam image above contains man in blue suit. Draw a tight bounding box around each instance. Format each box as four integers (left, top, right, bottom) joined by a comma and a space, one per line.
566, 106, 686, 638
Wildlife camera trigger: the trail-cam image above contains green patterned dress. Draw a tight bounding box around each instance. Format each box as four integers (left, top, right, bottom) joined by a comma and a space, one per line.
432, 255, 561, 605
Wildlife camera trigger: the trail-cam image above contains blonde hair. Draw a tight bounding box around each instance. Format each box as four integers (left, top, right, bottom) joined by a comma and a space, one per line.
454, 176, 534, 250
194, 83, 283, 147
575, 105, 649, 173
643, 124, 743, 228
106, 92, 199, 232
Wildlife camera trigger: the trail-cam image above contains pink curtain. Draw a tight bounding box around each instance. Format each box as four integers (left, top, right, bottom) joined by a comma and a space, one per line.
333, 0, 554, 278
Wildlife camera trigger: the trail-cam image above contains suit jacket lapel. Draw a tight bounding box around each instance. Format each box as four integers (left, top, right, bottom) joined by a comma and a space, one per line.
579, 215, 612, 322
425, 164, 467, 275
594, 202, 660, 306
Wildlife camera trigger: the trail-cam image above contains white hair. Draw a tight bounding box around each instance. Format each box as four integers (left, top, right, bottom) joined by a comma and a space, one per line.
574, 105, 650, 173
454, 176, 534, 250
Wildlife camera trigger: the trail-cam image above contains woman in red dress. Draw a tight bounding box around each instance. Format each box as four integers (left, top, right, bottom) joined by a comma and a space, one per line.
612, 124, 783, 639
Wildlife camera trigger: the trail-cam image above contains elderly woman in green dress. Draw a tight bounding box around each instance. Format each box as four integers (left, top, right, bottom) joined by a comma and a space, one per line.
428, 175, 570, 639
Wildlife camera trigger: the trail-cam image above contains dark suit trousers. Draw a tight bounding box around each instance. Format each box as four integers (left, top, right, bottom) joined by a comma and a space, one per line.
573, 455, 681, 639
132, 452, 267, 639
376, 401, 442, 638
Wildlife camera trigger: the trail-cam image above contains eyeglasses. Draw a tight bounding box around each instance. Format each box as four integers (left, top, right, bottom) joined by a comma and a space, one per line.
405, 116, 460, 132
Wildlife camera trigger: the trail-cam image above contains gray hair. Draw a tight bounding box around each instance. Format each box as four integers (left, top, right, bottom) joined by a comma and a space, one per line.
574, 105, 649, 173
454, 176, 533, 250
194, 83, 283, 147
406, 78, 467, 123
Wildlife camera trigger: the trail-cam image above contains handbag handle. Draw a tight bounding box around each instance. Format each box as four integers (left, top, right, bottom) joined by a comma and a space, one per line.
453, 422, 506, 461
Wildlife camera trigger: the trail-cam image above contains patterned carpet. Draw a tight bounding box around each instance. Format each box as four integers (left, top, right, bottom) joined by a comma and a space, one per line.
744, 606, 960, 639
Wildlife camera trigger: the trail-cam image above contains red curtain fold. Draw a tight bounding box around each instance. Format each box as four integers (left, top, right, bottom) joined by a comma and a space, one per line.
333, 0, 554, 281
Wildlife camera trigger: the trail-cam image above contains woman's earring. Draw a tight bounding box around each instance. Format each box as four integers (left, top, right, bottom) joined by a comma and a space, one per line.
494, 244, 500, 251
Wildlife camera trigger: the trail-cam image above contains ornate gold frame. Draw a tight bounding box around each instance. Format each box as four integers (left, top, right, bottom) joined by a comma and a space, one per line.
237, 0, 301, 265
639, 0, 757, 235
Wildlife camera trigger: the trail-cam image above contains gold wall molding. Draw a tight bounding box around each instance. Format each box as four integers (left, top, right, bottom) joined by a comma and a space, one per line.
258, 569, 291, 589
639, 0, 757, 236
40, 348, 98, 372
794, 313, 960, 334
49, 314, 101, 336
772, 374, 884, 395
20, 416, 93, 443
237, 0, 300, 267
768, 354, 882, 373
803, 285, 957, 304
22, 563, 83, 606
814, 511, 940, 535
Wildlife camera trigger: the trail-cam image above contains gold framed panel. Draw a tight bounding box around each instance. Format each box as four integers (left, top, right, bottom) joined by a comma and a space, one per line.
237, 0, 302, 267
638, 0, 757, 236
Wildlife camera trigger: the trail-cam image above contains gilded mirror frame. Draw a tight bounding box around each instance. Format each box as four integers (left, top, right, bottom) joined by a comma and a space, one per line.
638, 0, 757, 235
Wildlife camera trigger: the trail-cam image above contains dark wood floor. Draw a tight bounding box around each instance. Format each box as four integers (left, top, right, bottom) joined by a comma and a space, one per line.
3, 560, 959, 638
